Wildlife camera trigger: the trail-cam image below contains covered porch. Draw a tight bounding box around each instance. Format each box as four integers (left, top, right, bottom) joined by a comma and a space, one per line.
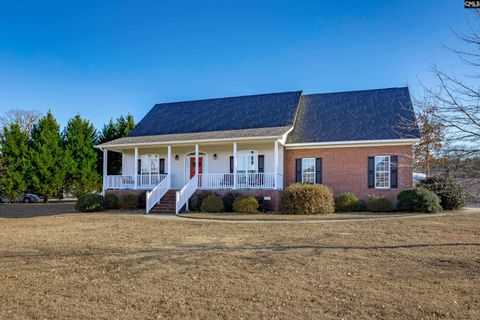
102, 140, 284, 191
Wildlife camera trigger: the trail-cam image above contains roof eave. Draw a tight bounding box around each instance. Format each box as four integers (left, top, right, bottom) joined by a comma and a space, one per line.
284, 138, 420, 149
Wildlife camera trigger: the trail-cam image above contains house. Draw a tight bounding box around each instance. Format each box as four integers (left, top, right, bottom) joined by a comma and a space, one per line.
96, 87, 420, 213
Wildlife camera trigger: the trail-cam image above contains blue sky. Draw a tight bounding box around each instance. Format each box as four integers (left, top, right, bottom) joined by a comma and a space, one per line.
0, 0, 476, 130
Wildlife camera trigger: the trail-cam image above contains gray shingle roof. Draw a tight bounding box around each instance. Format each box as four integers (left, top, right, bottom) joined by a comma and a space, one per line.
128, 91, 302, 137
97, 126, 291, 147
286, 87, 420, 144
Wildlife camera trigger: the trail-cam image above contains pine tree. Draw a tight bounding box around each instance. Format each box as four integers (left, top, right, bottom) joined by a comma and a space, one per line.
64, 114, 101, 197
0, 123, 31, 201
97, 114, 135, 175
30, 111, 71, 202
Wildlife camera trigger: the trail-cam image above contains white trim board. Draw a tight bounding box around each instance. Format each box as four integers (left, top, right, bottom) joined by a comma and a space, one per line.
285, 139, 419, 149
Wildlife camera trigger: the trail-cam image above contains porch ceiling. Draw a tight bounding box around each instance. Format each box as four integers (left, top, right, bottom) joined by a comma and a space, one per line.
96, 126, 290, 149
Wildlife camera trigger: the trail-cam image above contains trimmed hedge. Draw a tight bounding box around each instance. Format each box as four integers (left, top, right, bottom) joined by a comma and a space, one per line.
421, 177, 466, 210
335, 192, 361, 212
189, 191, 214, 212
76, 193, 106, 212
137, 191, 147, 209
366, 195, 393, 212
118, 194, 139, 210
233, 195, 258, 213
200, 194, 225, 213
105, 193, 119, 209
280, 183, 335, 215
223, 192, 241, 212
397, 188, 442, 213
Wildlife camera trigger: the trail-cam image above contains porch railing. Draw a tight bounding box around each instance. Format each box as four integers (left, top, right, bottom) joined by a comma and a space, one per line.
198, 173, 281, 190
106, 174, 167, 189
146, 175, 170, 213
176, 174, 198, 214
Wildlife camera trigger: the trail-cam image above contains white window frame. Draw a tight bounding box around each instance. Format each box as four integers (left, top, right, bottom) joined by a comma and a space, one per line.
237, 150, 258, 174
374, 155, 390, 189
140, 154, 161, 175
301, 158, 316, 184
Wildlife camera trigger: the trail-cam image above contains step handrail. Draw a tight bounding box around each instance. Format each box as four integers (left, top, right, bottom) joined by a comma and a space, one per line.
146, 175, 170, 213
175, 174, 198, 215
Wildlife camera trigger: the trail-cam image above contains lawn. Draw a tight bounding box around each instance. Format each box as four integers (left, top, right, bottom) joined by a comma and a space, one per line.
0, 209, 479, 319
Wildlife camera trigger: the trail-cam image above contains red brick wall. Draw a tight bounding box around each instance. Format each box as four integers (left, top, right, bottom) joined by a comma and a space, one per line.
284, 145, 414, 202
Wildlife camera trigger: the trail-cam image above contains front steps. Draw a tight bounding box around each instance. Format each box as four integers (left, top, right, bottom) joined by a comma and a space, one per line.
150, 190, 177, 214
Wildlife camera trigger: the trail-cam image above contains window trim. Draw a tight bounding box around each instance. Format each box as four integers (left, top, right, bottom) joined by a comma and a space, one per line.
374, 155, 391, 189
301, 158, 316, 184
237, 150, 258, 174
140, 154, 164, 175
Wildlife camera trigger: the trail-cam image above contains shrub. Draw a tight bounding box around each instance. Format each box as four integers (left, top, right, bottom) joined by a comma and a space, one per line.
233, 195, 259, 213
421, 177, 466, 211
335, 192, 360, 212
200, 194, 225, 213
76, 193, 106, 212
397, 188, 442, 213
366, 195, 393, 212
222, 192, 241, 212
105, 193, 119, 209
137, 191, 147, 209
352, 200, 367, 212
189, 191, 214, 211
118, 194, 139, 210
280, 183, 335, 215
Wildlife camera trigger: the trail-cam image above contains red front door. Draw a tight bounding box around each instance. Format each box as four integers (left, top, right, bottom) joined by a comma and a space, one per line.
190, 157, 203, 178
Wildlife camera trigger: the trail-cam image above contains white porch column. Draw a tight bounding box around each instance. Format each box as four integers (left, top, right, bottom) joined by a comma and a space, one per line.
102, 149, 108, 195
233, 142, 237, 189
167, 145, 172, 189
134, 147, 138, 189
274, 140, 279, 189
195, 144, 199, 176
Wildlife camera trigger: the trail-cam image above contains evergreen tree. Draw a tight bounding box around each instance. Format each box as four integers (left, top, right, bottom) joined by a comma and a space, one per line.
0, 123, 31, 201
64, 114, 101, 197
30, 111, 71, 202
97, 114, 135, 175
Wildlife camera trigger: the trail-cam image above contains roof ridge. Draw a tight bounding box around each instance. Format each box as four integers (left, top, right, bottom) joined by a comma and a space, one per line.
304, 87, 408, 97
153, 90, 303, 106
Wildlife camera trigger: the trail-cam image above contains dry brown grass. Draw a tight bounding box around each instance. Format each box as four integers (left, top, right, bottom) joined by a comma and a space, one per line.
1, 209, 479, 319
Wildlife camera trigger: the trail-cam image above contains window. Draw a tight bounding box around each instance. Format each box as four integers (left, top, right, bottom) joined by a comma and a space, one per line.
237, 150, 257, 173
141, 154, 160, 175
374, 156, 390, 189
302, 158, 316, 183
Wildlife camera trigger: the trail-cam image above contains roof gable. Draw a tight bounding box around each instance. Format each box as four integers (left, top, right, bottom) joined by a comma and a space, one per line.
129, 91, 302, 137
286, 87, 420, 144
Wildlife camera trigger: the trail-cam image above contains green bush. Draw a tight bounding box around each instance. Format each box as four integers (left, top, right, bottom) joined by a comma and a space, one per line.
352, 200, 367, 212
105, 193, 119, 209
200, 194, 225, 213
189, 191, 214, 211
366, 195, 393, 212
222, 192, 241, 212
280, 183, 335, 215
335, 192, 361, 212
421, 177, 466, 210
233, 195, 259, 213
75, 193, 106, 212
397, 188, 442, 213
118, 194, 139, 210
137, 191, 147, 209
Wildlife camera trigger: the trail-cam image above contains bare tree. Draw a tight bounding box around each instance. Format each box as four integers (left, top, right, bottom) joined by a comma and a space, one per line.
0, 109, 42, 134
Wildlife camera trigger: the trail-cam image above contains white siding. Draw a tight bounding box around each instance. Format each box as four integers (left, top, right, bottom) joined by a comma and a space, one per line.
120, 141, 284, 189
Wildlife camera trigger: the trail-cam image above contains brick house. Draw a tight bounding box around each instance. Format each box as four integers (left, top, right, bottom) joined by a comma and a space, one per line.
96, 87, 419, 213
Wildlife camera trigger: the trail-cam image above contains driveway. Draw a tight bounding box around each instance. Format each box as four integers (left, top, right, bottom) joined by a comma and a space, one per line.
0, 203, 77, 218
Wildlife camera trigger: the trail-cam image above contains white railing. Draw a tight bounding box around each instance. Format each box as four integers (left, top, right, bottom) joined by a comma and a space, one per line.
198, 173, 234, 189
146, 175, 170, 213
137, 174, 168, 188
198, 173, 281, 190
176, 174, 198, 214
106, 174, 167, 189
106, 175, 135, 189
